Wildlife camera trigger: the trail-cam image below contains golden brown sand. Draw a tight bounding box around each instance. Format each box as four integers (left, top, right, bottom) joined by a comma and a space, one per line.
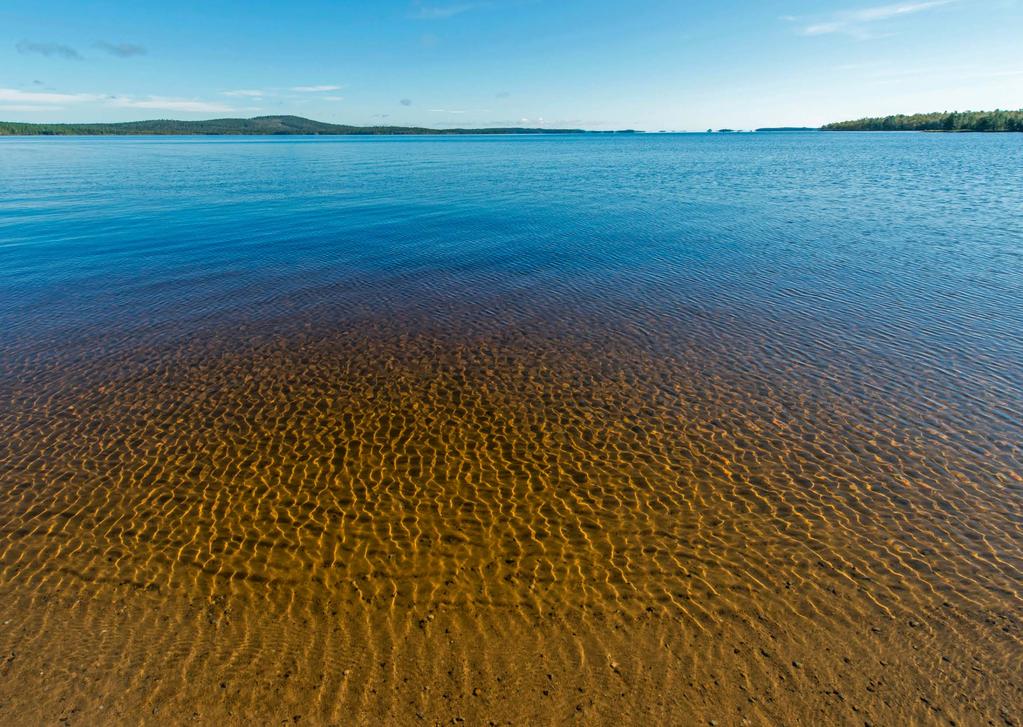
1, 305, 1020, 725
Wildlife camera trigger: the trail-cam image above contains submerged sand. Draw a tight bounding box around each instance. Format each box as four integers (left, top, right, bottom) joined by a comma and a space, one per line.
0, 301, 1020, 725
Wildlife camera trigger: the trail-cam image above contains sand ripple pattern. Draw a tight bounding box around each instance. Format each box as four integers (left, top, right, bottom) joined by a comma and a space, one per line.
2, 299, 1021, 724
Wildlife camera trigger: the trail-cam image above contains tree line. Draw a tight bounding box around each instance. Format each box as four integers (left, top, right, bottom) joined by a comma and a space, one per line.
0, 115, 591, 136
823, 109, 1023, 132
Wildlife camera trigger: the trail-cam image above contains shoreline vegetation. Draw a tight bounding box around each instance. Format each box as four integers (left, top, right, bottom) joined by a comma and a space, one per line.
0, 115, 637, 136
823, 108, 1023, 132
4, 110, 1021, 137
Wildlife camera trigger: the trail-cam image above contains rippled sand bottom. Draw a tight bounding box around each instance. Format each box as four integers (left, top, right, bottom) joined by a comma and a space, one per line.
1, 302, 1020, 725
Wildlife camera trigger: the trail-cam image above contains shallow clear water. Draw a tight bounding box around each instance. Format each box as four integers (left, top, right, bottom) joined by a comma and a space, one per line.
0, 132, 1021, 725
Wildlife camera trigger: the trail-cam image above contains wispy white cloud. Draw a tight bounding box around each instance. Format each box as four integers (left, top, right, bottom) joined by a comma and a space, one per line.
291, 85, 342, 92
222, 89, 266, 97
109, 96, 240, 113
793, 0, 955, 37
0, 88, 100, 104
0, 87, 250, 115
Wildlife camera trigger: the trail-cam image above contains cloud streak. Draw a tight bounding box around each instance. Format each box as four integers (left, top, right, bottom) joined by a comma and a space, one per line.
0, 88, 245, 114
95, 41, 147, 57
16, 41, 82, 60
291, 85, 342, 92
109, 97, 239, 113
795, 0, 955, 37
0, 88, 99, 104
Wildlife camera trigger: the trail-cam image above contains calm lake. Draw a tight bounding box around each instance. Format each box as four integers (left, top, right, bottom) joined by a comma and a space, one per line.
1, 132, 1021, 725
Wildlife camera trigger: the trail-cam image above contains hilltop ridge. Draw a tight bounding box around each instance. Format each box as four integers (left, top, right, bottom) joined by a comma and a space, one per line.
0, 115, 635, 136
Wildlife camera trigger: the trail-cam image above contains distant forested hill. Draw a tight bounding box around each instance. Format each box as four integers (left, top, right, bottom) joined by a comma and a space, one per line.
823, 109, 1023, 132
0, 115, 592, 136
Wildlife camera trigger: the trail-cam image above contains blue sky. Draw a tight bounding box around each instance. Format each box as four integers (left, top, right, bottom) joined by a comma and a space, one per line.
2, 0, 1020, 129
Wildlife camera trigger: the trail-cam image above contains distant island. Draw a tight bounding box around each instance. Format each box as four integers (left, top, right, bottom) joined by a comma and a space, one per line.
756, 127, 816, 132
0, 115, 642, 136
823, 109, 1023, 132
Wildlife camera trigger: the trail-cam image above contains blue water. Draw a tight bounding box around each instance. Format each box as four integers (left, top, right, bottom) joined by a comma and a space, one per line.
2, 133, 1021, 358
2, 132, 1022, 723
3, 133, 1021, 432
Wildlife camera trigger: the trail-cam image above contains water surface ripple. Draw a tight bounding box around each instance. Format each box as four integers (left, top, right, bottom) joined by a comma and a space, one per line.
0, 133, 1021, 725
